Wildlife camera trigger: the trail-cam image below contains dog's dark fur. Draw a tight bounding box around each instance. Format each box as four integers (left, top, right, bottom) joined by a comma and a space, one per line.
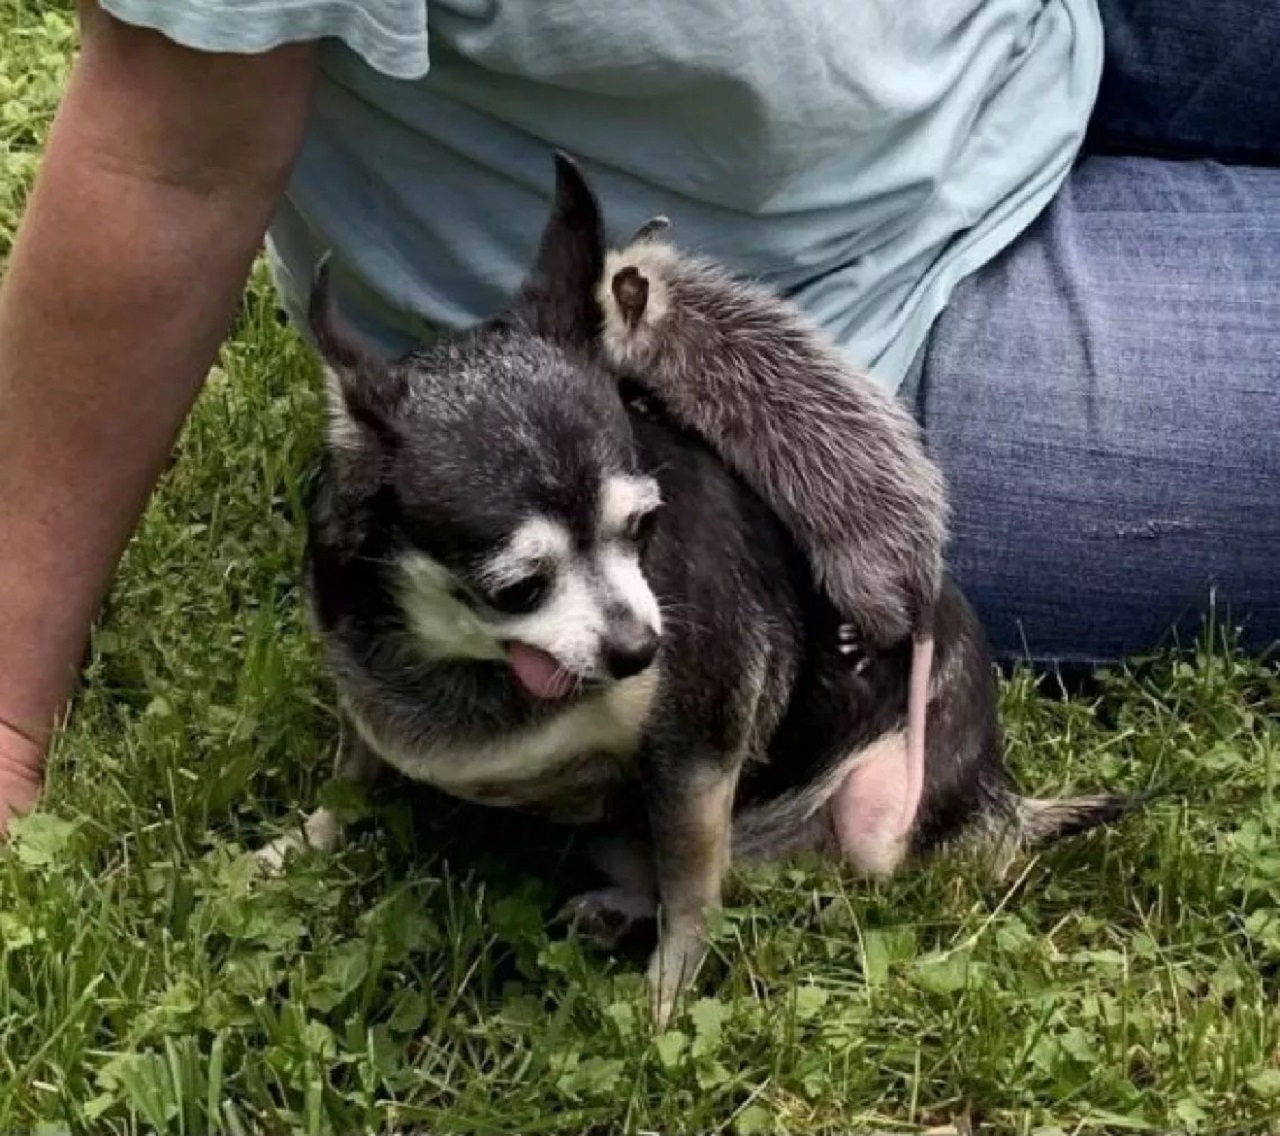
259, 153, 1139, 1026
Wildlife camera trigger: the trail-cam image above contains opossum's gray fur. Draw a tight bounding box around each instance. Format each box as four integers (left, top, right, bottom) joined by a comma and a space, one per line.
598, 236, 948, 649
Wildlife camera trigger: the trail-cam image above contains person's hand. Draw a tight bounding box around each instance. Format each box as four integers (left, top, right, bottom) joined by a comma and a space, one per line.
0, 720, 42, 837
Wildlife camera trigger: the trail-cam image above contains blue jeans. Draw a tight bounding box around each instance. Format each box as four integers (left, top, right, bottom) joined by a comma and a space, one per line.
915, 0, 1280, 665
916, 154, 1279, 664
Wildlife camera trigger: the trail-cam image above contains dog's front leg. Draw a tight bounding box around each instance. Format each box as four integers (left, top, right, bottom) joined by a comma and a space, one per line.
644, 754, 741, 1029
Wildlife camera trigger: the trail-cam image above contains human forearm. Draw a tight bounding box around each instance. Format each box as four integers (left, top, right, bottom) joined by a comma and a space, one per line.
0, 7, 317, 773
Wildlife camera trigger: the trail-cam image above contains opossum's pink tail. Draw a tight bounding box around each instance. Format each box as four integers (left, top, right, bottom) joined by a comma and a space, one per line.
900, 631, 933, 833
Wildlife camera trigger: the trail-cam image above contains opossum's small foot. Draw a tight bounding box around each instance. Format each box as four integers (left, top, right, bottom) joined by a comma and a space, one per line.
618, 379, 660, 419
837, 624, 871, 674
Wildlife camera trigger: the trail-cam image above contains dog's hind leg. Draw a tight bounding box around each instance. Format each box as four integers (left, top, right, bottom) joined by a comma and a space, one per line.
255, 726, 382, 873
828, 728, 919, 877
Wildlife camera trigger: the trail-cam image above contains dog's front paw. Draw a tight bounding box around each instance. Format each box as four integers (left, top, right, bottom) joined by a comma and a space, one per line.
556, 887, 656, 951
253, 806, 342, 875
647, 926, 708, 1030
254, 832, 304, 875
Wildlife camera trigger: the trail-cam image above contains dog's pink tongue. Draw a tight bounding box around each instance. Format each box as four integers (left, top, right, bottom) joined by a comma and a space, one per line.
506, 642, 576, 700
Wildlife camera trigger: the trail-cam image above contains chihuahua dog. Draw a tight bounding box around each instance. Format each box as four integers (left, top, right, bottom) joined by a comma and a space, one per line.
259, 153, 1137, 1026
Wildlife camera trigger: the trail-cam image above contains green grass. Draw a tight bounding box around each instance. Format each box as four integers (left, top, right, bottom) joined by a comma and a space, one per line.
3, 8, 1280, 1134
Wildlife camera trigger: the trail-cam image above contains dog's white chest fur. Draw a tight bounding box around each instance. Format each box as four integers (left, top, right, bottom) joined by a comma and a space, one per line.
350, 669, 658, 815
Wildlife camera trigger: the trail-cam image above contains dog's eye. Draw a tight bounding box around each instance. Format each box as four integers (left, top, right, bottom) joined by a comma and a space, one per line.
624, 508, 658, 546
485, 574, 551, 615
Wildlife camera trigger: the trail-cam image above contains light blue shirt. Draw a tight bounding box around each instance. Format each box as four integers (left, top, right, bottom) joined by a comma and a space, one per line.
102, 0, 1102, 395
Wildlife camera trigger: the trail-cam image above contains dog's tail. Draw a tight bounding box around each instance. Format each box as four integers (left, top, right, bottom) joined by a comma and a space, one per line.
1010, 791, 1147, 846
981, 783, 1152, 866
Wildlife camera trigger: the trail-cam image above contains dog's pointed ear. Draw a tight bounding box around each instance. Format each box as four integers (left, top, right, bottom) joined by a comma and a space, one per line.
512, 151, 606, 346
309, 254, 406, 450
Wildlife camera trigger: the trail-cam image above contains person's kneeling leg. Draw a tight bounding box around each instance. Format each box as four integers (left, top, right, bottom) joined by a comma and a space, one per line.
918, 156, 1280, 664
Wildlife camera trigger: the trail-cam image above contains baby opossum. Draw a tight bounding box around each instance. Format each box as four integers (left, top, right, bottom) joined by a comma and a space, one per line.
597, 226, 947, 860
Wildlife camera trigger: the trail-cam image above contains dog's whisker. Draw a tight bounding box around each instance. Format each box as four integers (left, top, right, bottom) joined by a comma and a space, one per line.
655, 602, 714, 637
355, 552, 405, 571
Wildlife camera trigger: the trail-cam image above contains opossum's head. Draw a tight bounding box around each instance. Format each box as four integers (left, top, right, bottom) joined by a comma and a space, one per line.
306, 154, 664, 698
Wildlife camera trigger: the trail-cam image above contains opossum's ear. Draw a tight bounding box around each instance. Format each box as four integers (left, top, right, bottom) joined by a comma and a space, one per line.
611, 266, 650, 329
513, 150, 606, 347
309, 254, 406, 452
629, 215, 671, 244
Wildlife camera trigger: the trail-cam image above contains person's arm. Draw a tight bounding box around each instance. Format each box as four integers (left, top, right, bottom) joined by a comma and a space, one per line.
0, 2, 319, 830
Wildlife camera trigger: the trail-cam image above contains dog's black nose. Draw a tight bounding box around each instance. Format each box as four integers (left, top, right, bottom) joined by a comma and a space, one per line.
603, 623, 659, 680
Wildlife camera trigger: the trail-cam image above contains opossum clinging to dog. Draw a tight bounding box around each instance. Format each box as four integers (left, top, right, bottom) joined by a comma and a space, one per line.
258, 152, 1142, 1031
597, 224, 947, 862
